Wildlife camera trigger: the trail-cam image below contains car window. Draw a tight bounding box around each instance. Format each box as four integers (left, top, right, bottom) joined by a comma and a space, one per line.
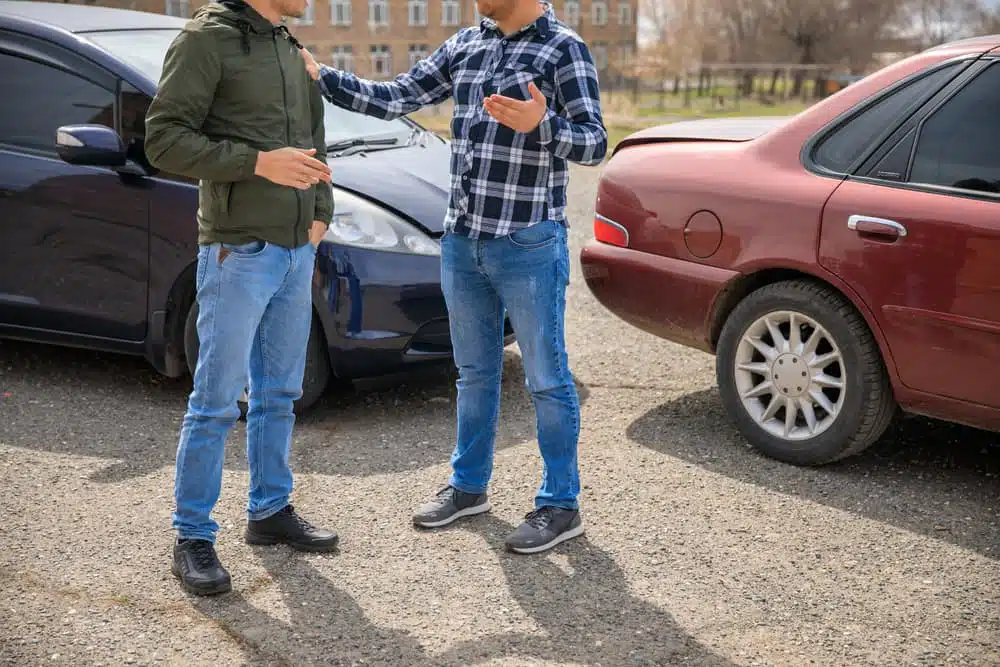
0, 53, 115, 155
86, 28, 416, 146
812, 62, 961, 174
909, 62, 1000, 195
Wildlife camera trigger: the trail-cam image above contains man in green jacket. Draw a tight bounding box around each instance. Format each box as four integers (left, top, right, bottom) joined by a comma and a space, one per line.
144, 0, 338, 597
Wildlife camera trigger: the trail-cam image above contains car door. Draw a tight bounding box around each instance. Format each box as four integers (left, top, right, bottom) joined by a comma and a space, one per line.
817, 57, 1000, 407
0, 32, 149, 342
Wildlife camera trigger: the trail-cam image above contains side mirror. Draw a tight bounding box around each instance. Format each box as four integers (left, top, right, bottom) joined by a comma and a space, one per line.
56, 124, 126, 168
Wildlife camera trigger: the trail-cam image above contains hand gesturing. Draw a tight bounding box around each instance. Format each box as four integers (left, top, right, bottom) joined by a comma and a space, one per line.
483, 82, 548, 133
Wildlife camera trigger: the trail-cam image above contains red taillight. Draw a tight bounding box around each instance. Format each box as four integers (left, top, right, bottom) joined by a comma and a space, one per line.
593, 214, 629, 248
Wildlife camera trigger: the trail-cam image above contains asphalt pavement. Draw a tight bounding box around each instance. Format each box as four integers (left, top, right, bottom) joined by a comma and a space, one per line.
1, 165, 998, 666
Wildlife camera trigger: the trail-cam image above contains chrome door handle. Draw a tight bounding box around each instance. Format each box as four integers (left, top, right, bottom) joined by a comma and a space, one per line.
847, 214, 907, 238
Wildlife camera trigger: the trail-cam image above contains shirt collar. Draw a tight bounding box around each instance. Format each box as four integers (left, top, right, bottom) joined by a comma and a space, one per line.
479, 2, 554, 40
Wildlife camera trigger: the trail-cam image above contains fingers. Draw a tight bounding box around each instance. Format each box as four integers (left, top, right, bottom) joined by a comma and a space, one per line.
528, 82, 546, 104
484, 94, 527, 111
292, 149, 332, 182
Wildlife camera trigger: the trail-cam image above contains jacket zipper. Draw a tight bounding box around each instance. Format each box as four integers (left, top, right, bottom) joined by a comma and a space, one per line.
273, 30, 302, 243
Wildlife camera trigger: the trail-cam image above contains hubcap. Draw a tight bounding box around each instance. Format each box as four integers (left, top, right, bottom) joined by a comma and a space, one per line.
733, 310, 846, 441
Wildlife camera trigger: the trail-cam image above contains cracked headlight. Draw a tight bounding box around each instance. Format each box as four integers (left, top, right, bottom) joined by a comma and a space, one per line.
323, 188, 440, 256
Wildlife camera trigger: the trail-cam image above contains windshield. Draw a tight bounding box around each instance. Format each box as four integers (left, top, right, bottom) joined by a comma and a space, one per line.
85, 28, 415, 144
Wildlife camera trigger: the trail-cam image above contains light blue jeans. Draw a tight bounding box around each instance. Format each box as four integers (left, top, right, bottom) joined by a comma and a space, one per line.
173, 240, 316, 542
441, 220, 581, 510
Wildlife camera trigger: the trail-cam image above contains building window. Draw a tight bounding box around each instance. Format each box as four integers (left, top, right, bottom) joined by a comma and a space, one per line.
332, 45, 353, 71
370, 44, 392, 77
617, 42, 634, 66
592, 42, 608, 72
617, 1, 632, 25
408, 44, 430, 69
442, 0, 461, 26
592, 0, 608, 26
369, 0, 388, 26
292, 1, 315, 25
331, 0, 352, 25
408, 0, 428, 25
563, 0, 579, 26
164, 0, 189, 17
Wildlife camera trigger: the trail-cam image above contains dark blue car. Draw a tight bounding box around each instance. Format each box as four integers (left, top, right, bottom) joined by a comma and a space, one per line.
0, 1, 513, 412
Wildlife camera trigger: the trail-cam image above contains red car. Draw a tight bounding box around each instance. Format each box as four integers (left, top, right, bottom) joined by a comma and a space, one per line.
582, 35, 1000, 466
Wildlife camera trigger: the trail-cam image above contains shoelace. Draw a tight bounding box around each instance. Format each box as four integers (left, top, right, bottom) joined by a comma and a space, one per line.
435, 486, 457, 504
187, 541, 219, 569
524, 507, 555, 530
282, 505, 316, 532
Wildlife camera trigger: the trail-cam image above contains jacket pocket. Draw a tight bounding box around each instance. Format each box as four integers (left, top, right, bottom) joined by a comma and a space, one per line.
200, 181, 232, 220
228, 176, 298, 232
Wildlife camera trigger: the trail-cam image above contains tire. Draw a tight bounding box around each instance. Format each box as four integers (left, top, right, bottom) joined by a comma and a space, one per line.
183, 301, 330, 418
715, 279, 896, 466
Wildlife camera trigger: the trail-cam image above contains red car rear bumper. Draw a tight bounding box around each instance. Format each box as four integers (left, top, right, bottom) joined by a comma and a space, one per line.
579, 240, 739, 354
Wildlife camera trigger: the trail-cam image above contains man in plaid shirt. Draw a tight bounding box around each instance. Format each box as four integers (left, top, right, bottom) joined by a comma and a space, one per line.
303, 0, 606, 554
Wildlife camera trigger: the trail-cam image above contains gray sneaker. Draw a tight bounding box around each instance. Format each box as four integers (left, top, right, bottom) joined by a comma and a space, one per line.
412, 485, 491, 528
505, 506, 584, 554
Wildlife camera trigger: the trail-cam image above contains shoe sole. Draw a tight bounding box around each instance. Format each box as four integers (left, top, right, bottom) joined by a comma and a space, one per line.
412, 500, 492, 529
171, 562, 232, 596
244, 533, 340, 553
506, 523, 585, 555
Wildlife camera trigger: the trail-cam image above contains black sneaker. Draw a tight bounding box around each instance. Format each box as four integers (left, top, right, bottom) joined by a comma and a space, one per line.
171, 539, 232, 596
505, 506, 584, 554
412, 485, 491, 528
245, 504, 339, 552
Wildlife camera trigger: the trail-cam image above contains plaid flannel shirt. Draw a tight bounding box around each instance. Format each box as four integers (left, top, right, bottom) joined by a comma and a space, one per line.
316, 5, 607, 239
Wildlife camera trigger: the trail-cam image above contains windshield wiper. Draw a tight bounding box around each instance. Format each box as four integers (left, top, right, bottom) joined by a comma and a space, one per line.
326, 135, 400, 154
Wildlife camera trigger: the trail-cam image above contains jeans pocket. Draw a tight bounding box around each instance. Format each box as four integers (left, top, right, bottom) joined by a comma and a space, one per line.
218, 240, 267, 264
507, 221, 559, 250
222, 240, 267, 255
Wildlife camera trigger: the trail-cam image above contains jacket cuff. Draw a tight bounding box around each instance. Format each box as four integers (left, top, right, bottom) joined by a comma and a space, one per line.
313, 185, 334, 225
239, 146, 259, 180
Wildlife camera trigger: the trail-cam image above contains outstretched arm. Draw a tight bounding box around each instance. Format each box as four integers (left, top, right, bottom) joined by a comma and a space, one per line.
302, 37, 455, 121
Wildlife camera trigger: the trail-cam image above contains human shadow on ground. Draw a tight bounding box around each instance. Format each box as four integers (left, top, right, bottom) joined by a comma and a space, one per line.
627, 388, 1000, 560
438, 514, 737, 666
191, 518, 733, 666
0, 339, 589, 483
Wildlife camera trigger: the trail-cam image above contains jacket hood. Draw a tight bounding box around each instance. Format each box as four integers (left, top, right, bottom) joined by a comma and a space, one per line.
190, 1, 298, 54
191, 0, 278, 35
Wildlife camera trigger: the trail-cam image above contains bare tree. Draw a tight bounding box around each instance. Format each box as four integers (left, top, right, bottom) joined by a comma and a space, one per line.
906, 0, 984, 47
637, 0, 721, 106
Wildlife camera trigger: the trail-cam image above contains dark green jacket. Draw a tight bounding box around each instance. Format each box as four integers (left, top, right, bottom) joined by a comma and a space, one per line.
144, 1, 333, 248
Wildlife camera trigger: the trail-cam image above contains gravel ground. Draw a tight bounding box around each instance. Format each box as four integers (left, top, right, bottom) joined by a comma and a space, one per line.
1, 165, 998, 667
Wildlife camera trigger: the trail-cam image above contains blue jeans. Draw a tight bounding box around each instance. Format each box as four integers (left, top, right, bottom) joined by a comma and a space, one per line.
441, 220, 581, 510
173, 240, 316, 542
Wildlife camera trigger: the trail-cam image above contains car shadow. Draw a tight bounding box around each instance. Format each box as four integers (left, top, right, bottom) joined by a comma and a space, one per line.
626, 388, 1000, 560
189, 518, 733, 666
0, 339, 589, 483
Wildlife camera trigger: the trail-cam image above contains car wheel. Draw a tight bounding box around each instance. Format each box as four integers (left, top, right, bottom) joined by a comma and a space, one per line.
716, 279, 896, 466
183, 302, 330, 419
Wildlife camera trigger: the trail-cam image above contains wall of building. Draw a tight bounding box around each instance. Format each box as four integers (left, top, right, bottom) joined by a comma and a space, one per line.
51, 0, 638, 80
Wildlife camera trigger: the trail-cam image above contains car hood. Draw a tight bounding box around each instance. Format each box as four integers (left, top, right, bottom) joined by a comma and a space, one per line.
328, 136, 451, 235
614, 116, 793, 154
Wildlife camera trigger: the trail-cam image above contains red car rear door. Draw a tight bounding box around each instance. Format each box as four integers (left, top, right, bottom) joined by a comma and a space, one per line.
817, 58, 1000, 407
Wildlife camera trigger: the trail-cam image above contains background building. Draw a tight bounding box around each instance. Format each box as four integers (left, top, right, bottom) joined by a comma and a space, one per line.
52, 0, 638, 81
